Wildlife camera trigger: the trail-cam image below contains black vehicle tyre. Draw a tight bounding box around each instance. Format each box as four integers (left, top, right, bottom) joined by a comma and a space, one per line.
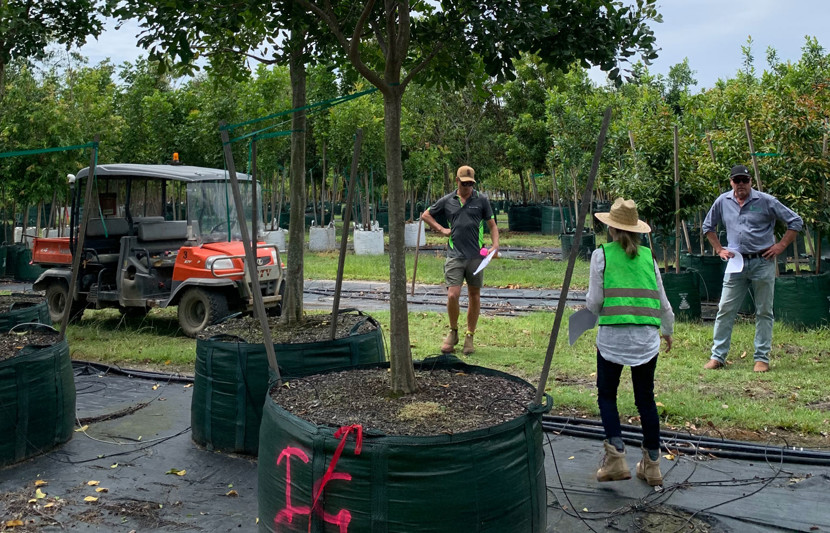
267, 280, 286, 317
45, 281, 85, 325
178, 287, 229, 337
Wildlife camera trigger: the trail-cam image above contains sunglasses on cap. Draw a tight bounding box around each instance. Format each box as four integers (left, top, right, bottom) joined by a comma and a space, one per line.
731, 176, 750, 184
459, 181, 474, 187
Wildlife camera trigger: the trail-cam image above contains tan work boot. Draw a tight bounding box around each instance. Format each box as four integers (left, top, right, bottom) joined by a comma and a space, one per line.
596, 440, 631, 482
753, 361, 770, 372
441, 329, 459, 353
462, 331, 475, 355
636, 448, 663, 486
703, 358, 724, 370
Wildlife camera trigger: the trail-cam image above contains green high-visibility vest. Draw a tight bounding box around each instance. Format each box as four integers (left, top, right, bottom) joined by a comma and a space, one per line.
598, 242, 662, 327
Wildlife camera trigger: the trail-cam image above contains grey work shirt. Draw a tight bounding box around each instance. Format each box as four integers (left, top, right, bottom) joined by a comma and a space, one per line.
586, 248, 675, 366
428, 190, 494, 259
702, 188, 803, 254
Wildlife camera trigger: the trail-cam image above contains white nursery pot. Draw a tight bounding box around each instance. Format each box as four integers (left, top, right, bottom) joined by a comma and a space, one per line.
308, 225, 336, 252
353, 226, 384, 255
262, 229, 287, 252
405, 221, 426, 248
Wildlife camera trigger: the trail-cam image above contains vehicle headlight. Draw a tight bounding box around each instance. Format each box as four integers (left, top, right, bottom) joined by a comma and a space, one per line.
270, 249, 278, 264
206, 256, 234, 270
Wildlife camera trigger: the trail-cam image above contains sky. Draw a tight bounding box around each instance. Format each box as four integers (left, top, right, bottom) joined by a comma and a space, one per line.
78, 0, 830, 90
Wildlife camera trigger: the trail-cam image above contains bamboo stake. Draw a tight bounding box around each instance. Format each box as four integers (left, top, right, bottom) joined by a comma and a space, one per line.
535, 107, 612, 406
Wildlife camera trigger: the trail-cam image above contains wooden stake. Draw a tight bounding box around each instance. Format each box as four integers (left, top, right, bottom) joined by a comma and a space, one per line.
331, 130, 364, 339
744, 119, 764, 192
535, 107, 612, 406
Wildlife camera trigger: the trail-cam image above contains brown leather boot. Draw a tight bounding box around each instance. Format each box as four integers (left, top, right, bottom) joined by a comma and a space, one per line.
440, 329, 458, 353
636, 448, 663, 486
596, 440, 631, 482
462, 331, 475, 355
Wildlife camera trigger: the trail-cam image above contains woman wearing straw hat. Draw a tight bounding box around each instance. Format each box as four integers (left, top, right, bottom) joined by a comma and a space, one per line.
587, 198, 674, 486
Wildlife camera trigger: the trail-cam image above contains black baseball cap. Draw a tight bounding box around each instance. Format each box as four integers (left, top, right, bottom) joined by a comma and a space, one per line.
730, 165, 751, 179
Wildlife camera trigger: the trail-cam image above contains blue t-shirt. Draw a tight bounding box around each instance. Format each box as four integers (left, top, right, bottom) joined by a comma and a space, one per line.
428, 190, 494, 259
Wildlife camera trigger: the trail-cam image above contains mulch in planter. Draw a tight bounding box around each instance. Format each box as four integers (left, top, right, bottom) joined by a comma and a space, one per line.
0, 328, 59, 362
0, 293, 45, 314
271, 366, 536, 436
199, 312, 376, 344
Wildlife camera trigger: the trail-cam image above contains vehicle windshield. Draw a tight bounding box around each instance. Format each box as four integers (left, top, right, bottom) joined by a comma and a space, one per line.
188, 179, 261, 243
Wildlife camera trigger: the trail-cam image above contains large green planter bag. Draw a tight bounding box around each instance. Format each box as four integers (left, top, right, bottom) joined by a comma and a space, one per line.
661, 270, 702, 322
559, 231, 596, 261
679, 254, 726, 301
0, 327, 75, 467
773, 272, 830, 329
4, 244, 20, 279
508, 205, 542, 232
12, 246, 45, 282
541, 206, 571, 235
192, 311, 386, 455
257, 361, 552, 533
0, 298, 51, 332
0, 244, 7, 277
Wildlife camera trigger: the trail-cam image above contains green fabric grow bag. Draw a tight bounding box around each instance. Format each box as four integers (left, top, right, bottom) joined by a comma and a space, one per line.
192, 311, 386, 455
559, 232, 596, 261
679, 254, 726, 301
0, 299, 51, 332
0, 245, 6, 277
4, 244, 19, 279
0, 327, 75, 467
541, 206, 572, 235
661, 270, 702, 322
773, 272, 830, 329
12, 246, 45, 282
257, 360, 552, 533
508, 205, 542, 233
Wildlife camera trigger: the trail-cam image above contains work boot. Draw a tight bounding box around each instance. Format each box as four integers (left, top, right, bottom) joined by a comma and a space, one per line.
703, 358, 724, 370
636, 448, 663, 486
754, 361, 770, 373
440, 329, 458, 353
462, 331, 475, 355
596, 440, 631, 482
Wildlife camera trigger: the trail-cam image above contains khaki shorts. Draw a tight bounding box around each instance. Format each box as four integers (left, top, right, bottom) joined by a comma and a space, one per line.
444, 256, 485, 287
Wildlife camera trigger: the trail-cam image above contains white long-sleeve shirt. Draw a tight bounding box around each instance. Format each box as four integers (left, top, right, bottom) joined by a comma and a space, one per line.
586, 247, 675, 366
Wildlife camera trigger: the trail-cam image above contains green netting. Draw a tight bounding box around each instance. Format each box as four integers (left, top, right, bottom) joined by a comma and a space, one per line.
0, 332, 75, 467
257, 359, 552, 533
191, 311, 386, 455
773, 271, 830, 329
541, 206, 573, 235
661, 270, 702, 322
0, 300, 51, 333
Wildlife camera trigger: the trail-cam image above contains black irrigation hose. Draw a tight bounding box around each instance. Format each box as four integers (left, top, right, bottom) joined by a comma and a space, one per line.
543, 421, 830, 466
72, 360, 194, 384
544, 415, 830, 455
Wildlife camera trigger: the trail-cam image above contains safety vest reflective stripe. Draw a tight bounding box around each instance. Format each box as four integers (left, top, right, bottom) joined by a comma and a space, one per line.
604, 288, 659, 299
600, 305, 661, 318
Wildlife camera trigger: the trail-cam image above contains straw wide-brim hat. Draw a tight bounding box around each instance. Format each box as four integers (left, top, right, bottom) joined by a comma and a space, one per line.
595, 198, 651, 233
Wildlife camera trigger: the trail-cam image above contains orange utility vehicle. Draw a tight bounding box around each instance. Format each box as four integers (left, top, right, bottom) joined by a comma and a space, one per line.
31, 164, 285, 336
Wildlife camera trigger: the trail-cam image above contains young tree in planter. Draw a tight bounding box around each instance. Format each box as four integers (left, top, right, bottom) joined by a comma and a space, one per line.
294, 0, 661, 393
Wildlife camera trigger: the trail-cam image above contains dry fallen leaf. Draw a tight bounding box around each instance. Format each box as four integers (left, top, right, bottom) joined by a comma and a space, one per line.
166, 468, 186, 476
740, 351, 747, 359
35, 488, 46, 499
5, 520, 24, 527
87, 480, 100, 486
110, 463, 118, 469
721, 404, 729, 409
43, 502, 55, 509
663, 454, 675, 461
582, 507, 589, 512
568, 456, 575, 460
152, 384, 160, 390
95, 488, 109, 493
656, 402, 665, 407
75, 425, 89, 433
84, 496, 98, 502
226, 490, 238, 497
184, 383, 193, 388
34, 480, 48, 487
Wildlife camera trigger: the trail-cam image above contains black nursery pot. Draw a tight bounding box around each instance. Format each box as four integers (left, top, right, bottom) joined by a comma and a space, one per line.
191, 311, 386, 455
257, 360, 552, 533
0, 326, 75, 467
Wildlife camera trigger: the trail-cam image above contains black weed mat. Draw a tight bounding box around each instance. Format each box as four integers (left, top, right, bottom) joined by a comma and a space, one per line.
2, 361, 830, 532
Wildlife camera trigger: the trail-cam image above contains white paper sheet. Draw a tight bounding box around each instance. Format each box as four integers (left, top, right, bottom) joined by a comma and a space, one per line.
473, 248, 498, 275
568, 308, 599, 346
725, 250, 744, 274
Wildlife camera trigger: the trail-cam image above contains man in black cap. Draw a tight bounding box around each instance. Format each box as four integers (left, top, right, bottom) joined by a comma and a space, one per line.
421, 165, 499, 355
701, 164, 802, 372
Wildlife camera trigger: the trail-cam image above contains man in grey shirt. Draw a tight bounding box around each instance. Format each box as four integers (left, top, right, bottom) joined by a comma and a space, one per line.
701, 164, 803, 372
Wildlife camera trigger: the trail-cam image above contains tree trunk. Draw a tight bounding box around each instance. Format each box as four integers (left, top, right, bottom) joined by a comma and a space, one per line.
282, 37, 307, 325
384, 90, 417, 394
443, 163, 451, 194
